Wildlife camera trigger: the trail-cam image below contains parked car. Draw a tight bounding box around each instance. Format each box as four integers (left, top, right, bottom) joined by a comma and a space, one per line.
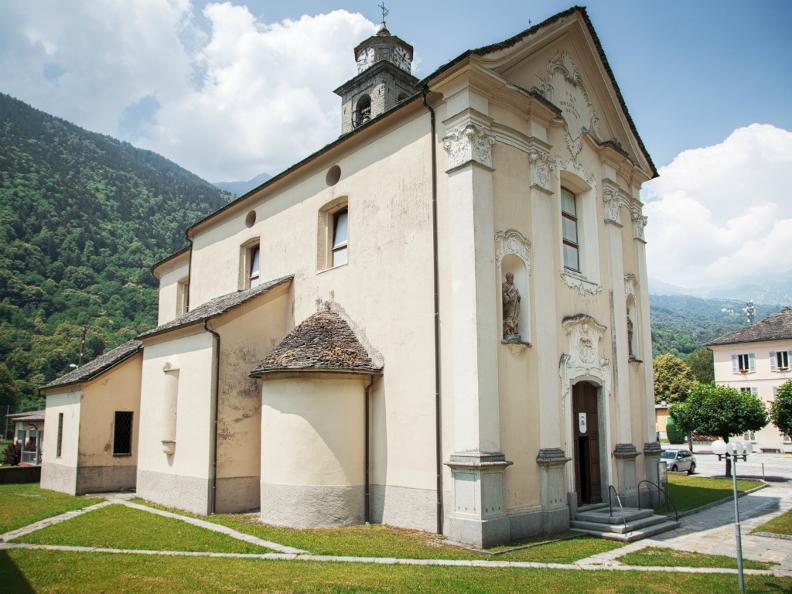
661, 448, 696, 474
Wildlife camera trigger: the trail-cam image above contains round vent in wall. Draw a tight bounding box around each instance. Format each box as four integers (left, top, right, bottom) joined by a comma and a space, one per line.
326, 165, 341, 186
245, 210, 256, 227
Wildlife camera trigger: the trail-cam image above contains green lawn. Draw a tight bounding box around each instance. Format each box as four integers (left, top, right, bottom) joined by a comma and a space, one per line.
657, 475, 761, 514
16, 504, 269, 554
619, 546, 774, 570
1, 549, 788, 593
0, 483, 101, 534
131, 499, 620, 562
753, 508, 792, 536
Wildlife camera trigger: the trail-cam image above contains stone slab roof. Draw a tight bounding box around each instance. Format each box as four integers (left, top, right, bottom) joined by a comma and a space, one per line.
6, 410, 45, 422
42, 339, 142, 391
250, 309, 382, 377
708, 307, 792, 346
138, 275, 293, 340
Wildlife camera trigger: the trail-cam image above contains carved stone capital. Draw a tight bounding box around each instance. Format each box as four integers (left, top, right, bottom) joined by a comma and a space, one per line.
528, 147, 554, 194
602, 185, 623, 225
624, 273, 638, 301
442, 123, 495, 169
643, 442, 662, 456
536, 448, 571, 467
613, 443, 640, 459
629, 204, 647, 242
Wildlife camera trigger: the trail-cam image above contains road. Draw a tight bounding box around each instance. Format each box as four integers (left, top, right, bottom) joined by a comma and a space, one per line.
667, 444, 792, 482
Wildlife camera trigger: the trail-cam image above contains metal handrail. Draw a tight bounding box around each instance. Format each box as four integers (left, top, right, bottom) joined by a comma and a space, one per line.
637, 479, 679, 521
607, 485, 628, 528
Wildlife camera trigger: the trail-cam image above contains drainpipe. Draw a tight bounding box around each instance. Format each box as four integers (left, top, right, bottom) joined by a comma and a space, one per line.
364, 374, 375, 524
422, 87, 443, 535
204, 319, 221, 515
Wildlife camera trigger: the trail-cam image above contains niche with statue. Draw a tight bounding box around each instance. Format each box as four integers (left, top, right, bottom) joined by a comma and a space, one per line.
496, 230, 531, 345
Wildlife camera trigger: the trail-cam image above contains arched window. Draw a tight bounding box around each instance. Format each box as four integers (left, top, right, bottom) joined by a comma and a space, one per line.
317, 197, 349, 270
355, 94, 371, 127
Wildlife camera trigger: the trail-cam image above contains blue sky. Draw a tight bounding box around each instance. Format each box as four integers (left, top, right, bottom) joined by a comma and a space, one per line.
1, 1, 791, 293
214, 0, 792, 169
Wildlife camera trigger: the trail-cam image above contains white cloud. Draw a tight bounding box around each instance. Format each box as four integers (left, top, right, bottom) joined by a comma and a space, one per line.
0, 1, 375, 181
642, 124, 792, 290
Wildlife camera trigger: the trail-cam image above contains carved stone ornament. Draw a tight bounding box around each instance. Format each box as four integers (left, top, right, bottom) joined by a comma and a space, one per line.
602, 185, 624, 225
495, 229, 531, 266
559, 314, 611, 402
442, 123, 495, 169
535, 50, 601, 162
528, 148, 554, 194
561, 270, 601, 296
629, 204, 647, 241
624, 273, 638, 301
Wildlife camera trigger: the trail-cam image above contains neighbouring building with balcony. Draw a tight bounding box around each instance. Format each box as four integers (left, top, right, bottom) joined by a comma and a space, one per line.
40, 6, 663, 547
709, 307, 792, 453
7, 410, 45, 465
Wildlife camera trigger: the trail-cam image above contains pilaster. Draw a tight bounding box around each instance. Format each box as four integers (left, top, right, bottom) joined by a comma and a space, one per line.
536, 448, 570, 533
613, 443, 639, 506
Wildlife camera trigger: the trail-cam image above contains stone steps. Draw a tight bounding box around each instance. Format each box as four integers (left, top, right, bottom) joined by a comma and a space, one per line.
570, 506, 678, 542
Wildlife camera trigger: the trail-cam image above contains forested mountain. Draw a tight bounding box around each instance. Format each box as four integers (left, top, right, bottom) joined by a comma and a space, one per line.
650, 294, 783, 357
0, 93, 231, 410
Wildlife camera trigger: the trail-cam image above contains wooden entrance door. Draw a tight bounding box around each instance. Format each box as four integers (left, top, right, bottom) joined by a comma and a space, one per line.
573, 382, 601, 505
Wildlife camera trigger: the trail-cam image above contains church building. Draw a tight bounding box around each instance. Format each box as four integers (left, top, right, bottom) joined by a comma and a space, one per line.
40, 6, 664, 547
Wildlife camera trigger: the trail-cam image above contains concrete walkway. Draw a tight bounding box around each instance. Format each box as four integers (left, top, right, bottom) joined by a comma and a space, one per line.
580, 482, 792, 570
0, 541, 781, 576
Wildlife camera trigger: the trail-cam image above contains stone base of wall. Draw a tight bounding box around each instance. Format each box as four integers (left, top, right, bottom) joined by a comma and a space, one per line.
76, 465, 136, 494
41, 462, 78, 495
216, 476, 259, 513
369, 483, 437, 533
137, 469, 210, 515
261, 482, 363, 528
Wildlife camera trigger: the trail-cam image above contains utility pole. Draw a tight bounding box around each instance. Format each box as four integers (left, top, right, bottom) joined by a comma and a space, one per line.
3, 404, 9, 442
78, 326, 88, 366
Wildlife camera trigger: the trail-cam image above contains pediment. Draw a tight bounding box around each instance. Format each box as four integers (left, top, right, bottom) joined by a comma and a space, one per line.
472, 10, 654, 177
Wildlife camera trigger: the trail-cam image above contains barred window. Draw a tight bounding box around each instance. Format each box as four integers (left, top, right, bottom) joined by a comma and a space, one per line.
113, 411, 133, 456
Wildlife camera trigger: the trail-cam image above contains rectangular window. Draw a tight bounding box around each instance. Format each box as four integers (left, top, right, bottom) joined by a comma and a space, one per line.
56, 413, 64, 458
740, 387, 752, 394
775, 350, 790, 370
15, 429, 24, 444
561, 188, 580, 272
332, 208, 348, 267
113, 411, 133, 456
733, 353, 754, 373
249, 246, 261, 287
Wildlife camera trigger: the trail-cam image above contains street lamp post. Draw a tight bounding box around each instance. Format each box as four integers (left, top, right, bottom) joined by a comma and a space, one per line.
711, 438, 752, 594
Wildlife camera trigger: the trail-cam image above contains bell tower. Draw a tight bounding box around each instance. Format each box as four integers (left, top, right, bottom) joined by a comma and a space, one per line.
334, 5, 418, 134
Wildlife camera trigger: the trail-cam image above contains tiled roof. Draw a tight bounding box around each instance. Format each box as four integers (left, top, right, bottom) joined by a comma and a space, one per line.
138, 275, 293, 340
250, 309, 382, 377
6, 410, 45, 422
708, 307, 792, 346
42, 340, 142, 391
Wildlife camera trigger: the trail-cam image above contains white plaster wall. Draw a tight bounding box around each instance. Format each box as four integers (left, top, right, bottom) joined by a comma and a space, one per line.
137, 329, 215, 512
155, 255, 189, 325
261, 376, 365, 487
40, 388, 81, 494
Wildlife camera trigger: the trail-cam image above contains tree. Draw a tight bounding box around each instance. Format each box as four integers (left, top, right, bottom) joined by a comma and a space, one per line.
770, 380, 792, 438
671, 383, 768, 476
653, 354, 697, 403
0, 362, 18, 410
686, 347, 714, 385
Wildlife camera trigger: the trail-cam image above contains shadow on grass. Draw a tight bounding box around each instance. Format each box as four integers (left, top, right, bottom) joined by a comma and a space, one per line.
0, 550, 34, 593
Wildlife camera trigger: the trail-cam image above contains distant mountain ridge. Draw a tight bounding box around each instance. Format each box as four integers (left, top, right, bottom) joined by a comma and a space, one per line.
0, 92, 231, 408
650, 277, 792, 306
213, 172, 272, 196
649, 293, 784, 357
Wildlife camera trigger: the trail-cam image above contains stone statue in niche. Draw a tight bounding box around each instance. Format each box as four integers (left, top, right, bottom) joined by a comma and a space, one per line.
627, 313, 635, 358
502, 272, 521, 341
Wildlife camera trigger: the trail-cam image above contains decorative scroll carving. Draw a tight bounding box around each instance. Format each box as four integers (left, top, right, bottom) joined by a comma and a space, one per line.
602, 185, 624, 225
560, 314, 611, 402
528, 147, 554, 193
442, 123, 495, 169
535, 50, 601, 162
561, 271, 602, 296
495, 229, 531, 266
